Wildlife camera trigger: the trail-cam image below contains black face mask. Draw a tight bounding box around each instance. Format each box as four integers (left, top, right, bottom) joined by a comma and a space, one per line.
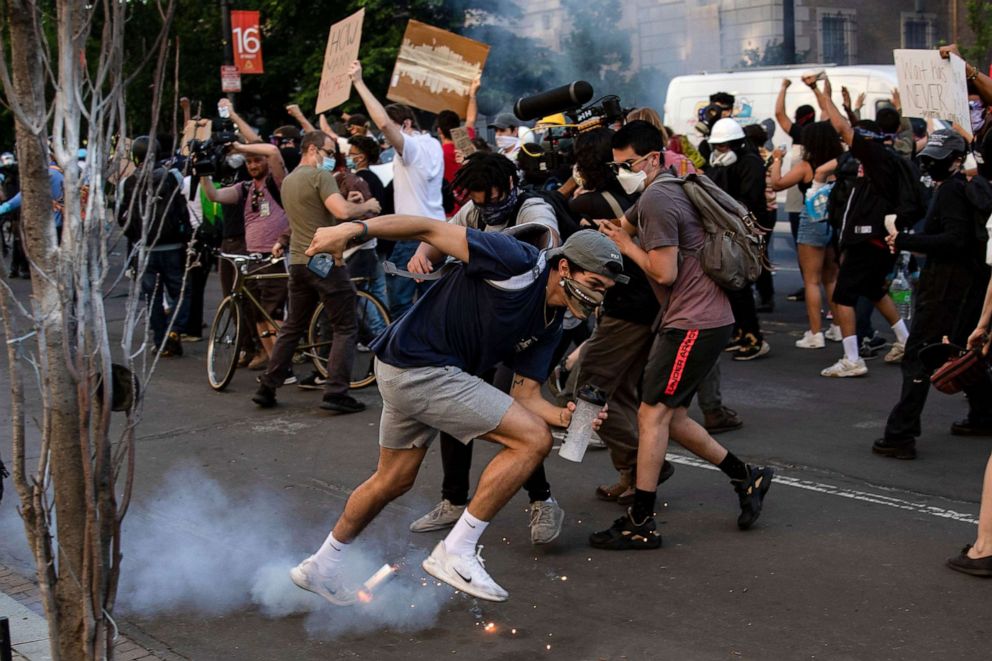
920, 155, 960, 182
280, 147, 301, 172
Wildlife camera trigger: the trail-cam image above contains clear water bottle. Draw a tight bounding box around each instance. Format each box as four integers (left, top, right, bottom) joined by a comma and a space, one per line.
559, 385, 607, 463
890, 251, 913, 322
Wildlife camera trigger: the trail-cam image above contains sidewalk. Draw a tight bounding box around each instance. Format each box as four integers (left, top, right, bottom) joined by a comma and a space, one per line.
0, 563, 183, 661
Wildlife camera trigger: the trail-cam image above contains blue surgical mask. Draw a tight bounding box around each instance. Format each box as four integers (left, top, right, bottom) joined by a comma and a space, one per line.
345, 157, 357, 171
319, 156, 336, 172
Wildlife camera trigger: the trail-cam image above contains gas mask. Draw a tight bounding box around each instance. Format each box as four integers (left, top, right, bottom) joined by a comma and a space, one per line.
616, 168, 646, 195
709, 148, 738, 168
561, 277, 604, 319
477, 187, 519, 227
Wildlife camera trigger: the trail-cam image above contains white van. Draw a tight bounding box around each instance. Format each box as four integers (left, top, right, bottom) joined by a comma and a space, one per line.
662, 64, 899, 148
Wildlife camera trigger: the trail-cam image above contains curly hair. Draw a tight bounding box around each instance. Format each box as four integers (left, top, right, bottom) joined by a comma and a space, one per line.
800, 121, 843, 170
450, 151, 518, 203
573, 127, 617, 192
348, 135, 380, 165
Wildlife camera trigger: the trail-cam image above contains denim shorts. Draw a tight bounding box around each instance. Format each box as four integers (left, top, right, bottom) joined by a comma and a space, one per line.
796, 211, 832, 248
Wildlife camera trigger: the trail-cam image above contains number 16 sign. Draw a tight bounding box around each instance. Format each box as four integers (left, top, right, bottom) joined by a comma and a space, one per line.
231, 10, 264, 74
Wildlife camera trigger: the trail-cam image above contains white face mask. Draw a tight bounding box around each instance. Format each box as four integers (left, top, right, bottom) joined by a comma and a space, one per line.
496, 135, 520, 152
572, 164, 585, 189
226, 153, 246, 169
616, 168, 647, 195
709, 148, 738, 167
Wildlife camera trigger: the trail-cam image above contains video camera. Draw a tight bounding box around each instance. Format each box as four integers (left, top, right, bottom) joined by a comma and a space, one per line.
513, 81, 629, 171
187, 117, 238, 177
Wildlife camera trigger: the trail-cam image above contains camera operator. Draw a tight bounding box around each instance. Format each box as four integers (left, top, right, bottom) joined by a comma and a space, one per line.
200, 141, 288, 365
252, 130, 380, 413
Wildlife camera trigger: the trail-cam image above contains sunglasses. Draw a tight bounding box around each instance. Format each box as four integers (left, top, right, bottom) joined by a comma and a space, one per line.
250, 186, 264, 213
608, 152, 654, 175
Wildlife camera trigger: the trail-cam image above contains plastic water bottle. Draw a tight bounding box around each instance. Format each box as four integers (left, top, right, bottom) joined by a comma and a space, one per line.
559, 385, 607, 463
890, 251, 913, 323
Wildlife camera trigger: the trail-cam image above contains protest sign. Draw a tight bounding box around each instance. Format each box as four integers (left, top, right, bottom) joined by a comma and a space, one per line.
894, 49, 970, 129
386, 20, 488, 118
316, 9, 365, 114
450, 126, 477, 157
231, 10, 264, 74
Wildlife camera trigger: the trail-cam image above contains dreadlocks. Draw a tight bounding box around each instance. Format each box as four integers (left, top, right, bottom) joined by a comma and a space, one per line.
450, 151, 518, 204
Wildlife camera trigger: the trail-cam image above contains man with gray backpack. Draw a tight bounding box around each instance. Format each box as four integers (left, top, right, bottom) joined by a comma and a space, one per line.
593, 121, 774, 550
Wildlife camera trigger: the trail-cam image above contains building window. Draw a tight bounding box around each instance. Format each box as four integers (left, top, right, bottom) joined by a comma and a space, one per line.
902, 12, 936, 49
542, 13, 551, 30
818, 9, 856, 65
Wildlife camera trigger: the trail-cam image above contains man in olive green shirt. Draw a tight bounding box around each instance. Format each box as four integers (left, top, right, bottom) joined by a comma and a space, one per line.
254, 130, 380, 412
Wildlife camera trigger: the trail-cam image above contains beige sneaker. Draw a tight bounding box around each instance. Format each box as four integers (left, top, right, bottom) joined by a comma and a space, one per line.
409, 499, 465, 533
820, 357, 868, 378
884, 342, 905, 363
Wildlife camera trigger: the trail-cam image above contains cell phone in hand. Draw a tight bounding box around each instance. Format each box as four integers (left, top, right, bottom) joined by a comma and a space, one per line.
307, 253, 335, 279
884, 214, 898, 236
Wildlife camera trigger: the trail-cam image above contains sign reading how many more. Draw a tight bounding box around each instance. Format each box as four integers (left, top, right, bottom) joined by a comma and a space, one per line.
231, 10, 264, 74
894, 49, 970, 132
316, 9, 365, 114
387, 20, 489, 118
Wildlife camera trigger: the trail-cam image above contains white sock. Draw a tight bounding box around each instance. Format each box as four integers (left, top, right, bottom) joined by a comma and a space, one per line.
312, 531, 348, 570
443, 510, 489, 557
892, 319, 909, 345
842, 335, 859, 362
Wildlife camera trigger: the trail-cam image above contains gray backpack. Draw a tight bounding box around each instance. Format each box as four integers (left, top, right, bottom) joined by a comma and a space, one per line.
653, 172, 767, 291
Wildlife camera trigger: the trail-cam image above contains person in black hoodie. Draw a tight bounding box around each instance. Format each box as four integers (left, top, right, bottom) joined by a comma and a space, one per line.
872, 131, 992, 459
705, 117, 771, 360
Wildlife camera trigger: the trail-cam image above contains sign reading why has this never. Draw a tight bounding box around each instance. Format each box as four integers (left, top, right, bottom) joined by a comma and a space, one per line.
386, 20, 489, 119
894, 49, 970, 133
316, 9, 365, 114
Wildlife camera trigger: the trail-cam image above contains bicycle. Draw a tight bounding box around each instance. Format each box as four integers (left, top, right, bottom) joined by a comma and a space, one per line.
206, 252, 390, 392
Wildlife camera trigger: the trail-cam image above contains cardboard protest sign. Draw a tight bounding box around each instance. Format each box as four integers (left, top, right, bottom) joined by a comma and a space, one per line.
450, 126, 476, 157
386, 20, 488, 118
894, 49, 970, 130
316, 9, 365, 115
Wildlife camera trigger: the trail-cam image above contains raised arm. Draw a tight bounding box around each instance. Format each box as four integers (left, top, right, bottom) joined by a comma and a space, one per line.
307, 215, 469, 264
808, 75, 854, 145
231, 142, 287, 186
349, 60, 406, 156
940, 43, 992, 106
466, 75, 481, 129
286, 104, 317, 133
318, 113, 340, 140
218, 98, 260, 144
775, 79, 793, 135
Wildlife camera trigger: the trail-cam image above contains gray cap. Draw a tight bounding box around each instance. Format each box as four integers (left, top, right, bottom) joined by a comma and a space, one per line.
488, 112, 519, 130
547, 230, 629, 284
920, 129, 968, 160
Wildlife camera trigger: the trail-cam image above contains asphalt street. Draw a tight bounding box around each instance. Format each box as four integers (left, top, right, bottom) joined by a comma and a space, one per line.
1, 231, 989, 660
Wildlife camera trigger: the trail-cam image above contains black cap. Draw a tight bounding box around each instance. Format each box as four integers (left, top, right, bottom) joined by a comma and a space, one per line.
920, 130, 968, 160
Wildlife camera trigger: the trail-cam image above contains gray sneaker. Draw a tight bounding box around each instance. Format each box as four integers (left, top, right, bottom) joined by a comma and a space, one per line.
409, 499, 465, 533
529, 498, 565, 545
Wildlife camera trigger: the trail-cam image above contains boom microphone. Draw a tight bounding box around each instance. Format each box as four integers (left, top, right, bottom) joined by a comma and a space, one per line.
513, 81, 594, 122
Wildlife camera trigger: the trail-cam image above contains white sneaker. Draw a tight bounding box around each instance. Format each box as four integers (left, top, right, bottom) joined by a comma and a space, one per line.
289, 557, 356, 606
409, 499, 465, 533
422, 541, 508, 602
820, 357, 868, 378
529, 499, 565, 545
795, 331, 826, 349
884, 342, 905, 363
824, 324, 843, 342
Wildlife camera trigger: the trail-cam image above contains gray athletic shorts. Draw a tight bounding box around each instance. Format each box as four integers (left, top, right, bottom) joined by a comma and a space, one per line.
374, 360, 514, 450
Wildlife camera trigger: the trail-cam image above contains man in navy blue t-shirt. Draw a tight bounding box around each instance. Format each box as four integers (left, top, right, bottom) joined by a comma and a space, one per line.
289, 216, 623, 604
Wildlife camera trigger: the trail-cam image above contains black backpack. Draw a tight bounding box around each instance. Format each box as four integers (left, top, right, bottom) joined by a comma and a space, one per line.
826, 152, 860, 231
966, 174, 992, 249
120, 168, 191, 247
888, 148, 928, 229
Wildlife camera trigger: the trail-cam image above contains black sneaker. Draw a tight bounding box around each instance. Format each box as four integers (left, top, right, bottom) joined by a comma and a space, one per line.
947, 544, 992, 577
950, 417, 992, 437
320, 394, 366, 414
589, 509, 662, 550
252, 384, 277, 408
871, 437, 917, 459
733, 465, 774, 530
298, 372, 328, 390
733, 334, 770, 361
859, 332, 888, 360
786, 287, 805, 302
160, 331, 183, 357
724, 331, 744, 352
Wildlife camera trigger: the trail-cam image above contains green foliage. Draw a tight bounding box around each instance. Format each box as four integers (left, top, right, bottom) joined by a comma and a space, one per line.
962, 0, 992, 66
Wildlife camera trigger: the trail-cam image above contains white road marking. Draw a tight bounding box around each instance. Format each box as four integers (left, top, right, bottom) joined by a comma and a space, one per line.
666, 454, 979, 525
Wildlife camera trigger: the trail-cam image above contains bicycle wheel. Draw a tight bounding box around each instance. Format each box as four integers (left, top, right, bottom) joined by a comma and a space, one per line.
308, 291, 391, 389
207, 296, 241, 391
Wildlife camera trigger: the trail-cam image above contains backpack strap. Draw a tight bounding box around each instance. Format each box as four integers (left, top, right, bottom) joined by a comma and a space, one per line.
599, 190, 625, 220
382, 251, 548, 292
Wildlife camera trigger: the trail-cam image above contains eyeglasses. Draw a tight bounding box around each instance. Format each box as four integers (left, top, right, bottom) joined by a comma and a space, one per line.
608, 152, 654, 175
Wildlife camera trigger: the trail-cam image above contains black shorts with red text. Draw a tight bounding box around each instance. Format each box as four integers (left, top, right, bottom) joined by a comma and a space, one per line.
641, 325, 733, 408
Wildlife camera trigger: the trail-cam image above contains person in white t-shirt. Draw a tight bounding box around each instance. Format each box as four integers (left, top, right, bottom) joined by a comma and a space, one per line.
349, 59, 444, 316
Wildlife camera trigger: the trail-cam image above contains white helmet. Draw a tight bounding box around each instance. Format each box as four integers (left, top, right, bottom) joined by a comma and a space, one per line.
708, 118, 745, 145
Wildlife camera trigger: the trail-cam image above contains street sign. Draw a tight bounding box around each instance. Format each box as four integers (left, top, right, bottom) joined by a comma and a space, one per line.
231, 10, 264, 74
220, 65, 241, 93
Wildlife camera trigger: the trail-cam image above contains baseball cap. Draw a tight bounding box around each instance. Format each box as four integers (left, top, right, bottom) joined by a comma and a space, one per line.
919, 129, 967, 160
547, 230, 629, 284
488, 112, 518, 130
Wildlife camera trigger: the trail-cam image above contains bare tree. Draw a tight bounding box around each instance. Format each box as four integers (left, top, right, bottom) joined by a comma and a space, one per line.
0, 1, 177, 658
